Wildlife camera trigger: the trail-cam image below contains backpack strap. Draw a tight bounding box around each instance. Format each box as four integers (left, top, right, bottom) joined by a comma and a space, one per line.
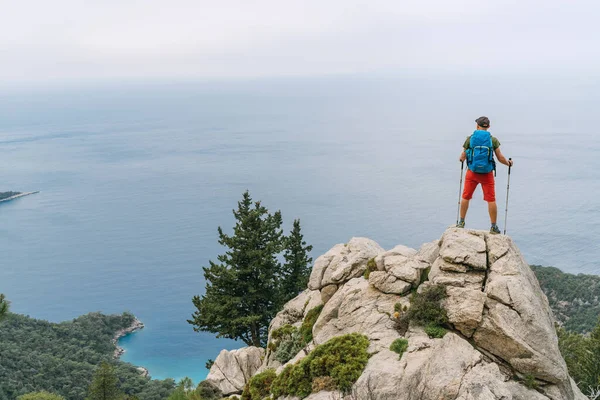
488, 136, 497, 176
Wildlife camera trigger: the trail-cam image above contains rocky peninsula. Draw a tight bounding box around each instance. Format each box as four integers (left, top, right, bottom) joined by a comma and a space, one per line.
0, 191, 40, 203
112, 317, 148, 377
205, 228, 588, 400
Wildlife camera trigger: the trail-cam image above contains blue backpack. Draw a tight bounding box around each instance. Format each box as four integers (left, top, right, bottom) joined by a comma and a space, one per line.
466, 130, 496, 174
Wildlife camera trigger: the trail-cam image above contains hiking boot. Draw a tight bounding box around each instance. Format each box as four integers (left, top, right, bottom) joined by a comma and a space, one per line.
490, 225, 501, 235
456, 220, 465, 228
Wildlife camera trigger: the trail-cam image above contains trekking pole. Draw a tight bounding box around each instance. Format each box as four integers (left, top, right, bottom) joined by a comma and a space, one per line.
456, 160, 464, 225
503, 158, 512, 235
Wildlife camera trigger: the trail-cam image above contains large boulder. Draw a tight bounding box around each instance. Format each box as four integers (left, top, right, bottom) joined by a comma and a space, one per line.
308, 238, 384, 290
205, 347, 264, 395
429, 228, 580, 399
368, 270, 411, 295
474, 234, 570, 385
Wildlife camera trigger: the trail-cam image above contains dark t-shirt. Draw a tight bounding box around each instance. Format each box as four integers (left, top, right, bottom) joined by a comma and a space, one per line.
463, 134, 501, 150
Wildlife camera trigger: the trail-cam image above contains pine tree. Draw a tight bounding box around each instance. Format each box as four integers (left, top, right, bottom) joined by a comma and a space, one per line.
188, 191, 284, 347
0, 294, 9, 322
280, 219, 313, 304
86, 362, 123, 400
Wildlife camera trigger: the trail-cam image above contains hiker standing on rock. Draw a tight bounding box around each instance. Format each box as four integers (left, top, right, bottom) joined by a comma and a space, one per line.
457, 116, 513, 234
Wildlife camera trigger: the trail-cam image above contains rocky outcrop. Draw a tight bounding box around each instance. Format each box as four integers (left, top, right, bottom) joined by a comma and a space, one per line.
112, 317, 145, 359
210, 228, 587, 400
205, 346, 264, 395
308, 238, 384, 291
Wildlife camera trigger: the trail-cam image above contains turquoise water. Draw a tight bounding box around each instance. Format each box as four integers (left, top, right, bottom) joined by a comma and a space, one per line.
0, 76, 599, 382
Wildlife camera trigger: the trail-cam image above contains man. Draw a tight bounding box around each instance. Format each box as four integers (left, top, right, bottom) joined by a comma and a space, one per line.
457, 116, 513, 234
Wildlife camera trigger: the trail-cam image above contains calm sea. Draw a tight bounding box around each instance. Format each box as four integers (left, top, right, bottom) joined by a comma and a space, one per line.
1, 75, 599, 383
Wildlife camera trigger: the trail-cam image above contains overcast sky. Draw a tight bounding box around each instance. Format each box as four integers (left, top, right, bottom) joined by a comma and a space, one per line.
1, 0, 598, 84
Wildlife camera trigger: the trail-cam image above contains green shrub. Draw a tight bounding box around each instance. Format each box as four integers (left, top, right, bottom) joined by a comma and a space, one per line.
270, 324, 298, 352
311, 376, 337, 392
241, 369, 277, 400
419, 266, 431, 285
363, 258, 377, 279
394, 303, 402, 313
406, 285, 448, 327
424, 324, 447, 338
271, 364, 302, 398
275, 330, 305, 363
272, 324, 297, 341
389, 339, 409, 358
524, 374, 538, 389
269, 324, 309, 363
300, 305, 324, 344
196, 380, 222, 400
271, 333, 370, 398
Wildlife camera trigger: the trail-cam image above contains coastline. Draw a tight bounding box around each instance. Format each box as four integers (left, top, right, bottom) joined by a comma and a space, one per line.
112, 317, 149, 377
0, 191, 40, 203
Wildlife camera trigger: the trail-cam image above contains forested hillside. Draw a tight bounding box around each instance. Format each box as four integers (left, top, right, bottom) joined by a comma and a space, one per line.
0, 312, 174, 400
532, 265, 600, 333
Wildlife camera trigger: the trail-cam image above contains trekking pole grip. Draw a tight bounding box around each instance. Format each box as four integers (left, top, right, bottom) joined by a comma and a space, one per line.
508, 158, 512, 174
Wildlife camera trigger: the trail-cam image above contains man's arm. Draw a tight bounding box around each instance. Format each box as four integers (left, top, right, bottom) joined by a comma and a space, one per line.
494, 147, 513, 167
460, 149, 467, 162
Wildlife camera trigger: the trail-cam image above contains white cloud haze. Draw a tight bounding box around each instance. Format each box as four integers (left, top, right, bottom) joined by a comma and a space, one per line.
0, 0, 598, 84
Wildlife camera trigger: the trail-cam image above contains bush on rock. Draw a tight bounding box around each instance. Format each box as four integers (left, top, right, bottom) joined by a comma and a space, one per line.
389, 338, 409, 359
406, 285, 449, 338
241, 369, 277, 400
271, 333, 370, 399
268, 305, 325, 364
195, 380, 222, 400
300, 305, 324, 344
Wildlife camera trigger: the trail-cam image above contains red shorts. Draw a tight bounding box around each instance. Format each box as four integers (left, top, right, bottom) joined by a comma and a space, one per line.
462, 170, 496, 202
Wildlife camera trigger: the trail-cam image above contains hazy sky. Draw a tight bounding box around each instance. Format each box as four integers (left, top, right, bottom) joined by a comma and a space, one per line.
1, 0, 598, 84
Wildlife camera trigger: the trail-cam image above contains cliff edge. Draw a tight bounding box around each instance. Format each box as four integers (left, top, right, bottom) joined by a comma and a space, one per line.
206, 228, 587, 400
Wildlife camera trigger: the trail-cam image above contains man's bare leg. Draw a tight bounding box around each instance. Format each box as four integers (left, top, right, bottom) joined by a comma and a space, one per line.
460, 198, 470, 220
488, 201, 497, 224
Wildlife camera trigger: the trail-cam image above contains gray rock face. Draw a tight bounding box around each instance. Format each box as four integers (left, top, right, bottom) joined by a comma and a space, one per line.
308, 238, 384, 290
313, 278, 401, 352
415, 240, 440, 264
443, 286, 486, 337
205, 346, 264, 395
474, 234, 569, 385
320, 284, 338, 304
374, 245, 417, 271
368, 270, 411, 294
440, 229, 487, 270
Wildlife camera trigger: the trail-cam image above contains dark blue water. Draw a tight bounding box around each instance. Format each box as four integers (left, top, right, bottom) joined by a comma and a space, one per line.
1, 76, 598, 382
